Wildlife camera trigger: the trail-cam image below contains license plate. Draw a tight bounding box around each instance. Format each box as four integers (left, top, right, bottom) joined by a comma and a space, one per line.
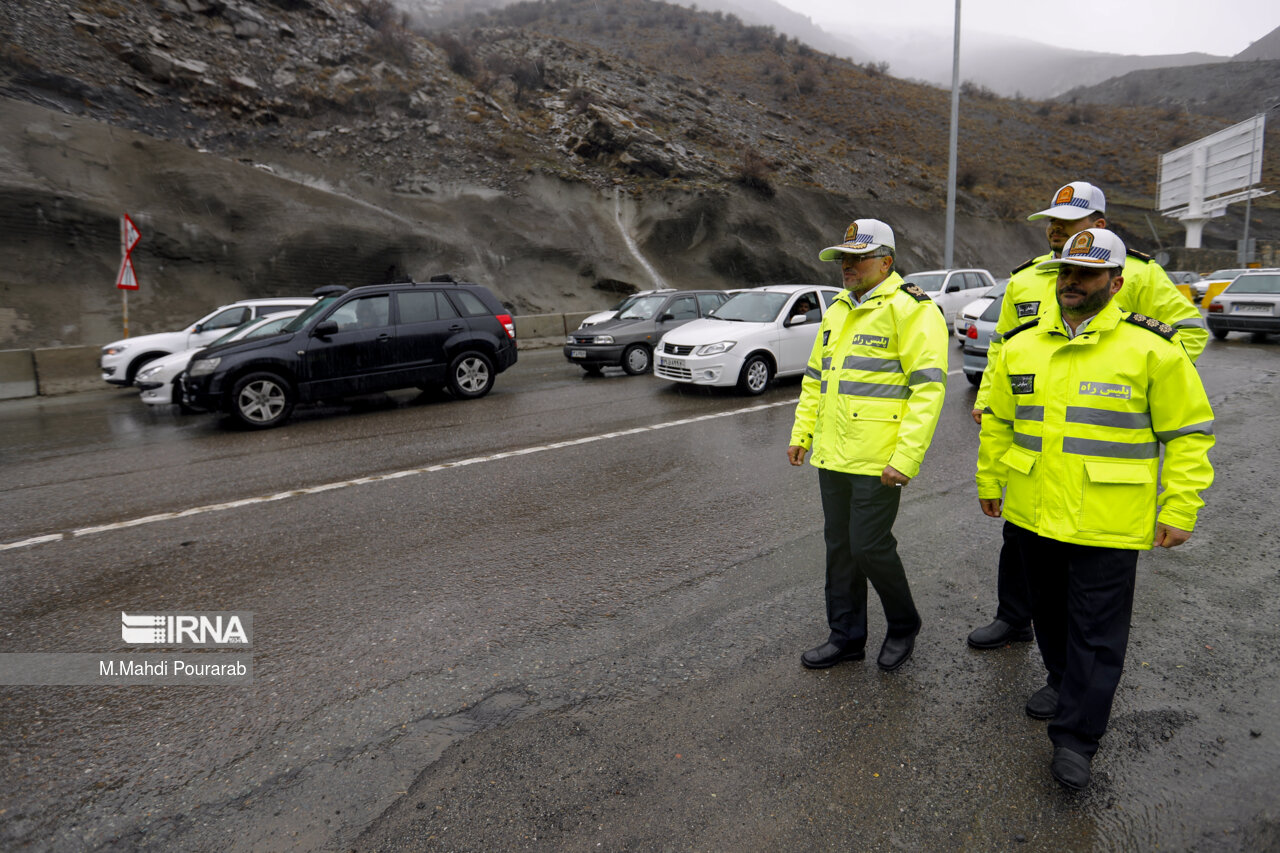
1234, 303, 1271, 314
569, 349, 587, 358
659, 356, 686, 369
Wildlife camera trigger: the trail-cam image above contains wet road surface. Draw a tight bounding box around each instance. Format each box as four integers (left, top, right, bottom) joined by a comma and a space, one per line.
1, 342, 1278, 851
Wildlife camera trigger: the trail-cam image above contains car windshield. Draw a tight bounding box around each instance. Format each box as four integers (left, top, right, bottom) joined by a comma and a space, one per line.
902, 273, 946, 292
979, 295, 1004, 322
709, 292, 789, 323
209, 317, 266, 348
1226, 274, 1280, 294
1208, 269, 1249, 280
284, 296, 340, 332
617, 295, 667, 320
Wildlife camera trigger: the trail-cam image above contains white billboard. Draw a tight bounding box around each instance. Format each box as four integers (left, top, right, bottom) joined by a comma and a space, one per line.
1157, 114, 1266, 214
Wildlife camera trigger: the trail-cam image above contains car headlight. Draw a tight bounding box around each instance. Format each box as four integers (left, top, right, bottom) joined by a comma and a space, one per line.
593, 335, 614, 344
188, 357, 221, 377
696, 341, 736, 356
136, 364, 163, 380
102, 344, 128, 356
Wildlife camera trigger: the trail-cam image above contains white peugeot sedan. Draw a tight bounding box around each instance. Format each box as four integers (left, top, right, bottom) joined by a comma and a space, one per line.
653, 285, 841, 395
100, 297, 315, 386
136, 310, 303, 408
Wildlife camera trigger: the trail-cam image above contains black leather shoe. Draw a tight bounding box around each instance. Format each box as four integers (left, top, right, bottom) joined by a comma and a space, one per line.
967, 618, 1035, 649
1025, 684, 1059, 720
876, 628, 918, 672
801, 641, 866, 669
1050, 747, 1092, 790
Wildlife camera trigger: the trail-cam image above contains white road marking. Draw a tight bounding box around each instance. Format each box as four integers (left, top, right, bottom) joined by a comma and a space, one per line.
2, 401, 796, 551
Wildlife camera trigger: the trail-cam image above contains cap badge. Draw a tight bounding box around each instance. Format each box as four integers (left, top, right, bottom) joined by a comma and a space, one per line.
1054, 186, 1075, 205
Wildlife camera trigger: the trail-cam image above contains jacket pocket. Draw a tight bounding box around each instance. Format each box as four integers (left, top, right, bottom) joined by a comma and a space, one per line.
1079, 459, 1155, 536
842, 398, 905, 464
999, 445, 1038, 517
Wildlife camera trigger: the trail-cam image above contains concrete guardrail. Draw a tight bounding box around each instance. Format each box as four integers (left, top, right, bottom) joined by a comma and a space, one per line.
0, 312, 600, 400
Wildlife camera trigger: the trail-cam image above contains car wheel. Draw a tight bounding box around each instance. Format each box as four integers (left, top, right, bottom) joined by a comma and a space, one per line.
581, 365, 603, 376
737, 354, 773, 395
125, 353, 163, 385
448, 351, 495, 398
1250, 331, 1269, 343
621, 344, 652, 375
966, 371, 982, 387
1211, 328, 1229, 341
229, 372, 294, 429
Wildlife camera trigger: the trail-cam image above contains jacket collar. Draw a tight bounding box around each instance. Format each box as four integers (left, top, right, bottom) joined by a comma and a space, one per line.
1041, 296, 1125, 339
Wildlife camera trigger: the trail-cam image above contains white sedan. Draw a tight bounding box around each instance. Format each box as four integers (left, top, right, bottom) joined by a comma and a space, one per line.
653, 285, 841, 395
136, 310, 302, 408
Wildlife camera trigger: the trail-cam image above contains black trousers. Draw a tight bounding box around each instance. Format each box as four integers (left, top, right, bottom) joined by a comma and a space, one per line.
818, 468, 921, 648
995, 520, 1034, 629
1008, 522, 1139, 758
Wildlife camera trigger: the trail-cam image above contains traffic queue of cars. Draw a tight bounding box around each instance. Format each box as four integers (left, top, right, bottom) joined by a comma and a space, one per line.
104, 279, 518, 428
106, 262, 1268, 429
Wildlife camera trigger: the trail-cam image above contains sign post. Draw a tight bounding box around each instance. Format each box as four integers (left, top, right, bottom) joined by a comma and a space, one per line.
117, 214, 140, 337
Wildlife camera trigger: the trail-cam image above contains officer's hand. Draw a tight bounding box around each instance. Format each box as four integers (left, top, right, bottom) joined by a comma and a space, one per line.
980, 498, 1002, 518
881, 465, 910, 487
787, 445, 807, 466
971, 407, 983, 425
1154, 523, 1191, 548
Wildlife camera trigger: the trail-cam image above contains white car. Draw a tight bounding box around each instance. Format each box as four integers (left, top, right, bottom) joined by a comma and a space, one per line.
577, 289, 676, 329
99, 297, 316, 386
954, 278, 1008, 344
653, 284, 841, 395
135, 310, 303, 408
901, 268, 996, 327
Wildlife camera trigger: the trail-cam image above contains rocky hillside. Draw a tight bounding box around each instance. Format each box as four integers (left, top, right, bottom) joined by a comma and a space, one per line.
0, 0, 1272, 348
1060, 59, 1280, 123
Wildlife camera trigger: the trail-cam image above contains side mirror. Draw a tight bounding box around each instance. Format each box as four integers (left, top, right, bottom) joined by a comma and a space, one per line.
786, 314, 808, 327
945, 282, 961, 293
313, 320, 339, 337
659, 313, 675, 322
192, 323, 204, 333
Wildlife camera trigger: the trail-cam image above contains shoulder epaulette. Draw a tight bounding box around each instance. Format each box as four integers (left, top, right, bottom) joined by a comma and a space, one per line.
1124, 312, 1177, 340
1126, 248, 1153, 262
900, 283, 931, 303
1011, 257, 1040, 274
1002, 317, 1040, 341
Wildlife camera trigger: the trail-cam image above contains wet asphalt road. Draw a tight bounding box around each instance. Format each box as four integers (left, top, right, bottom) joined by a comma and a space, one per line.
1, 340, 1278, 852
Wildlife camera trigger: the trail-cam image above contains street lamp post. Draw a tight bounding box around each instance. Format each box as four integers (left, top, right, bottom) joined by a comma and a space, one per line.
943, 0, 961, 269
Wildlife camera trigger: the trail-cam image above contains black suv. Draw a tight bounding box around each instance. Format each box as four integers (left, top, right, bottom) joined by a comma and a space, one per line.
182, 280, 517, 428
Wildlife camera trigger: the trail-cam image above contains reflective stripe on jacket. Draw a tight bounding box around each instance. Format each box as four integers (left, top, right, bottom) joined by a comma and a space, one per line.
975, 252, 1208, 409
790, 272, 949, 478
976, 299, 1214, 549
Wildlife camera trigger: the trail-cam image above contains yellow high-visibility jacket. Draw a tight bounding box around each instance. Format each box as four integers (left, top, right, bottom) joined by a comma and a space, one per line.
790, 272, 949, 478
975, 250, 1207, 410
976, 299, 1214, 549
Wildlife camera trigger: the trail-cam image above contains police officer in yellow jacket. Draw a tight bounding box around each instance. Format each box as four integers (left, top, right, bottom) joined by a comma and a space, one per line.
977, 228, 1214, 790
788, 219, 949, 672
967, 181, 1209, 651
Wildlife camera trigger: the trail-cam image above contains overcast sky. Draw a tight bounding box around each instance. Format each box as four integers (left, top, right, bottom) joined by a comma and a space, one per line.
772, 0, 1278, 57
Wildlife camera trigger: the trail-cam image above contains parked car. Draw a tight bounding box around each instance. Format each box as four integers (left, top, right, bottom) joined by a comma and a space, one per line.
1199, 268, 1254, 304
1206, 271, 1280, 341
182, 280, 517, 429
577, 289, 676, 329
954, 277, 1007, 344
653, 285, 842, 395
135, 310, 303, 409
961, 288, 1004, 387
100, 297, 316, 386
901, 269, 997, 327
564, 290, 729, 375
